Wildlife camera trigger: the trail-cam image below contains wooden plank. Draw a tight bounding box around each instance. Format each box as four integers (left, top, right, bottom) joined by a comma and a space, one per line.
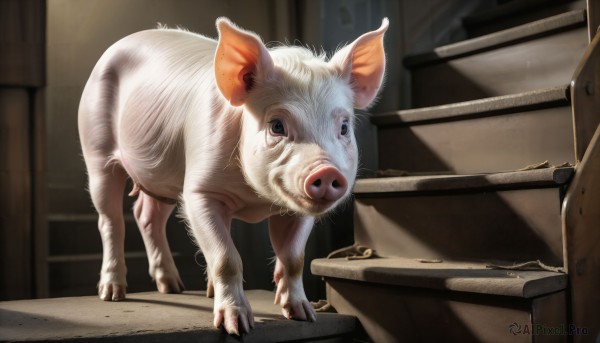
405, 10, 586, 68
462, 0, 586, 38
410, 26, 587, 107
570, 22, 600, 161
377, 104, 575, 174
531, 292, 568, 343
312, 257, 567, 298
587, 0, 600, 41
0, 89, 32, 300
372, 86, 569, 126
325, 278, 549, 342
0, 0, 46, 87
32, 89, 48, 298
354, 168, 573, 194
353, 187, 565, 265
562, 124, 600, 341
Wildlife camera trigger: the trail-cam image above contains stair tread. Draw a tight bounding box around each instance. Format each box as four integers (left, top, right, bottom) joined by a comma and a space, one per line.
372, 85, 569, 126
0, 290, 355, 342
405, 9, 586, 68
311, 257, 566, 298
462, 0, 584, 31
355, 167, 573, 194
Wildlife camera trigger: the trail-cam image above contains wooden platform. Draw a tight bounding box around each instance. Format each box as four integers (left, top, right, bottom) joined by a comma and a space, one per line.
0, 290, 355, 342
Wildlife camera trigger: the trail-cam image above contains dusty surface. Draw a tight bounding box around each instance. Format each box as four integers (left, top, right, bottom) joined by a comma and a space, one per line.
0, 290, 354, 342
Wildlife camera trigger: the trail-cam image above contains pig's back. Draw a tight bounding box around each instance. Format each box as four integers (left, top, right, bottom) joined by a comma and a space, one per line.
88, 29, 221, 200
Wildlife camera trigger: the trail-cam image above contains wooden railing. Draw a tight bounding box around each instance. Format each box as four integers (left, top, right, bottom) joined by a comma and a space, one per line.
563, 22, 600, 343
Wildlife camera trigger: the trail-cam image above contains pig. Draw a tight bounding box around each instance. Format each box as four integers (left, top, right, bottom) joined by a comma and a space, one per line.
78, 17, 388, 335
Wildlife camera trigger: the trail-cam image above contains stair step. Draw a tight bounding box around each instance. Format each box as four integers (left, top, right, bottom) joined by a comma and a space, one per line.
462, 0, 585, 38
355, 167, 573, 194
374, 86, 575, 174
313, 259, 567, 342
0, 290, 355, 342
47, 252, 153, 297
405, 10, 587, 107
311, 257, 566, 298
406, 9, 586, 67
48, 212, 193, 257
47, 252, 206, 298
373, 85, 569, 125
47, 214, 206, 298
48, 213, 139, 255
352, 168, 571, 264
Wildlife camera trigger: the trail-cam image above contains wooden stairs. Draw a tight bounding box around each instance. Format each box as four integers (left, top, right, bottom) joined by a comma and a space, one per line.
312, 1, 600, 342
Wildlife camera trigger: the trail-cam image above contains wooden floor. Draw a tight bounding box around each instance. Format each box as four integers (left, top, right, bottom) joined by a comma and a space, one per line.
0, 290, 355, 342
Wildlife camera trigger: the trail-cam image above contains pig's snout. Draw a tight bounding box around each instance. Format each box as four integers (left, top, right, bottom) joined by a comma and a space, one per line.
304, 166, 348, 203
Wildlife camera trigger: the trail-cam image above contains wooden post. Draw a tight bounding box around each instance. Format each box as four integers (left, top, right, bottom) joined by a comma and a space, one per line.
564, 5, 600, 339
587, 0, 600, 41
0, 0, 47, 300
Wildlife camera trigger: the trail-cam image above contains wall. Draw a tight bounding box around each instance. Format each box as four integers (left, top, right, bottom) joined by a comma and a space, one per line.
0, 0, 47, 300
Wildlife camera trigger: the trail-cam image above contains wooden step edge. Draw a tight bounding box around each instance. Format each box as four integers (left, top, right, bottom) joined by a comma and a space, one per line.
462, 0, 583, 30
47, 251, 183, 263
404, 9, 586, 68
311, 257, 567, 299
371, 85, 570, 126
353, 167, 574, 194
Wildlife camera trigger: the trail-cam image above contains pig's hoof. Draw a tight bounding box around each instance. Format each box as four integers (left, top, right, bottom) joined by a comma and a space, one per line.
281, 299, 317, 322
151, 266, 185, 294
98, 283, 126, 301
156, 275, 185, 294
214, 303, 255, 335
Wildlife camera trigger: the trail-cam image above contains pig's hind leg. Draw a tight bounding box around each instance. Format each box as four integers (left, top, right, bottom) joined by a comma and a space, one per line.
133, 192, 184, 293
80, 69, 130, 301
85, 160, 129, 301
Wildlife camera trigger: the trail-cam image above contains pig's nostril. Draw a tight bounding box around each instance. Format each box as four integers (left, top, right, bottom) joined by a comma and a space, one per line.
304, 166, 348, 202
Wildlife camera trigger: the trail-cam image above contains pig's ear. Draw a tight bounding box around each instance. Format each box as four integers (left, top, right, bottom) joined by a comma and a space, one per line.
214, 17, 274, 106
330, 18, 388, 109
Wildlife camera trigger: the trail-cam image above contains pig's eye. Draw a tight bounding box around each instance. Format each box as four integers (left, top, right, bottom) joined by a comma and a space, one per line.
269, 119, 287, 136
341, 121, 349, 136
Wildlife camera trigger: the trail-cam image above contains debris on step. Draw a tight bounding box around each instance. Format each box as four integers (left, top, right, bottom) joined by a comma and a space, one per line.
516, 160, 573, 171
486, 259, 565, 273
414, 258, 443, 263
311, 300, 333, 312
376, 169, 452, 177
376, 161, 574, 179
327, 243, 378, 260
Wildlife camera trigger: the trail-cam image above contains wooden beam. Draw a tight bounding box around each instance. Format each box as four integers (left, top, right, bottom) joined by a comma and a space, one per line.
0, 0, 47, 300
0, 0, 46, 87
571, 25, 600, 162
587, 0, 600, 41
0, 89, 32, 300
563, 124, 600, 341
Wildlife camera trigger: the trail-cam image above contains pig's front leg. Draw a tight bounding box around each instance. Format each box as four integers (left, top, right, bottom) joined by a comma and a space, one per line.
269, 215, 317, 322
183, 192, 253, 335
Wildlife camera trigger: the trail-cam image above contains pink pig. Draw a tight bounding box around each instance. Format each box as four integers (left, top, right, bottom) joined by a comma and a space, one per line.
78, 17, 388, 335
